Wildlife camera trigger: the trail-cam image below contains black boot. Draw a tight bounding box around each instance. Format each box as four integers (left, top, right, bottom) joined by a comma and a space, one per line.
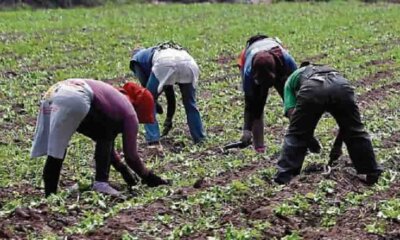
366, 172, 382, 186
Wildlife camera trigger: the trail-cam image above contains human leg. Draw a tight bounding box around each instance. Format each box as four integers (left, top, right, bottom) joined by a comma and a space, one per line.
329, 93, 382, 182
144, 73, 161, 143
92, 140, 121, 196
275, 99, 324, 184
94, 140, 113, 182
162, 85, 176, 136
43, 154, 65, 197
179, 83, 205, 143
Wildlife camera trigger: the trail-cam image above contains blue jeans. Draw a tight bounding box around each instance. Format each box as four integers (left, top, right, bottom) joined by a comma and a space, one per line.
282, 50, 297, 72
144, 74, 205, 143
132, 64, 148, 87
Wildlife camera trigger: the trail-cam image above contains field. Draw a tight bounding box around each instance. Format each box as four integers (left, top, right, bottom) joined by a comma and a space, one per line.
1, 1, 400, 239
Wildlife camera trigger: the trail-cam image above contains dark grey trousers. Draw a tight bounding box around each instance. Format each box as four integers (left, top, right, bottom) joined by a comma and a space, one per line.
275, 72, 382, 183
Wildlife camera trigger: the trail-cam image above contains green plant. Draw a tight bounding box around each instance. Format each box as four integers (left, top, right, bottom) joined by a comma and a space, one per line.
281, 231, 302, 240
121, 231, 139, 240
321, 206, 340, 227
274, 202, 297, 217
377, 198, 400, 221
365, 220, 386, 235
225, 224, 258, 240
318, 180, 336, 194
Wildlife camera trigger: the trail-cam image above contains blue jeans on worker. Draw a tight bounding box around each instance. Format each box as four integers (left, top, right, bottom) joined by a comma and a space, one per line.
282, 50, 297, 72
132, 64, 148, 87
144, 74, 205, 143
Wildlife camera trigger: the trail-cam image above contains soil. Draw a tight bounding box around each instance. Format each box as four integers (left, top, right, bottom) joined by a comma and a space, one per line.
357, 82, 400, 108
102, 74, 133, 86
1, 59, 91, 79
355, 67, 396, 88
1, 54, 399, 239
301, 53, 328, 63
0, 185, 66, 239
214, 53, 237, 66
202, 72, 239, 83
382, 131, 400, 148
71, 69, 400, 238
363, 59, 395, 67
348, 38, 400, 56
71, 152, 281, 239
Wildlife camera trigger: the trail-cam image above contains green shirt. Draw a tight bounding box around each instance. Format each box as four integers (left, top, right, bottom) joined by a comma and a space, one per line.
283, 67, 306, 115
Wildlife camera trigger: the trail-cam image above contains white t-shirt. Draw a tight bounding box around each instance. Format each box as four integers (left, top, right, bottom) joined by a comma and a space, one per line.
152, 48, 199, 93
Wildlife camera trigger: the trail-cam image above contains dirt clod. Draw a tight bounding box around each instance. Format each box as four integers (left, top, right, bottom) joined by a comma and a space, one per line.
193, 178, 206, 189
15, 208, 30, 219
250, 206, 274, 219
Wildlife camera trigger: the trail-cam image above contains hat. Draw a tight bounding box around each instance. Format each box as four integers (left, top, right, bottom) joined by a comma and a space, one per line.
121, 82, 155, 124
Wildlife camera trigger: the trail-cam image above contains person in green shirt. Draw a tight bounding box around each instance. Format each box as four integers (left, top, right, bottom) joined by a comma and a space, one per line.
275, 62, 382, 185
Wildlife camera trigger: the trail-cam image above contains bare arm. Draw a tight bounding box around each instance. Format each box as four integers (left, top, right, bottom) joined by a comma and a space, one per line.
122, 113, 169, 187
242, 86, 269, 150
111, 148, 139, 186
121, 114, 149, 178
329, 129, 343, 163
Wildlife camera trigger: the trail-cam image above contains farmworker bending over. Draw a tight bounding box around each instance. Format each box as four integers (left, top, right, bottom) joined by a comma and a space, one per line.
130, 48, 176, 137
274, 62, 383, 185
31, 79, 169, 197
236, 34, 297, 153
131, 42, 206, 145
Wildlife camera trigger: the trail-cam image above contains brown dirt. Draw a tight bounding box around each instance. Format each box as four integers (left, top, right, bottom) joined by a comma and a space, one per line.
0, 181, 129, 239
102, 74, 133, 86
177, 86, 400, 238
187, 157, 399, 239
301, 53, 328, 63
72, 151, 281, 239
0, 184, 42, 214
202, 72, 240, 83
357, 82, 400, 108
0, 205, 78, 238
73, 98, 395, 239
214, 53, 237, 66
304, 181, 400, 240
348, 38, 400, 56
355, 67, 397, 88
0, 185, 66, 239
1, 53, 399, 239
382, 131, 400, 148
363, 59, 395, 67
1, 60, 91, 79
80, 199, 171, 240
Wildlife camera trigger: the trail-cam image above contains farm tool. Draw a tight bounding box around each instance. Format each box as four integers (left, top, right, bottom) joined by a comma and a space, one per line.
322, 146, 343, 175
322, 136, 343, 175
222, 141, 251, 151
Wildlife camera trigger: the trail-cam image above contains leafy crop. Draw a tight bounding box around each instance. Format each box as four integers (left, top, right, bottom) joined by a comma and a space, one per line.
1, 1, 400, 239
